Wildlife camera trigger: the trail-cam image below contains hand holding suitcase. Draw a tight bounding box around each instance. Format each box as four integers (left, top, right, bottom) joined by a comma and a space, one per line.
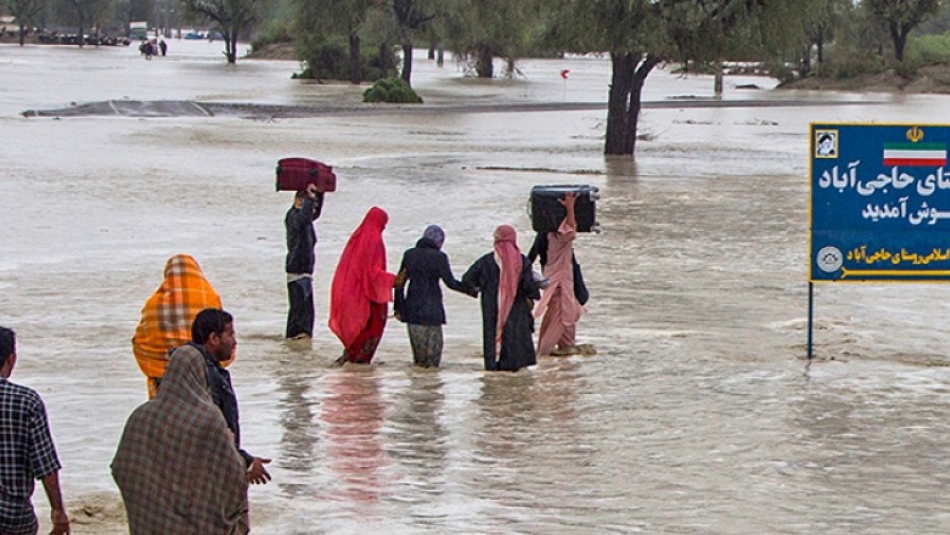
529, 185, 600, 233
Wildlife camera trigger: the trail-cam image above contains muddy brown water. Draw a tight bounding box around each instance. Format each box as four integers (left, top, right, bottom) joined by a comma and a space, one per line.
2, 40, 949, 534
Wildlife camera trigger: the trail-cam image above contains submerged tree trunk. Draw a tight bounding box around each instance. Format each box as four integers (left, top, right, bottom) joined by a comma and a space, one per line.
475, 44, 493, 78
224, 30, 238, 63
891, 24, 908, 62
504, 56, 516, 78
400, 41, 413, 83
605, 52, 635, 155
713, 61, 723, 98
428, 40, 436, 60
605, 52, 659, 157
349, 32, 362, 84
800, 46, 812, 78
436, 44, 444, 67
78, 23, 84, 48
379, 41, 390, 78
18, 23, 26, 46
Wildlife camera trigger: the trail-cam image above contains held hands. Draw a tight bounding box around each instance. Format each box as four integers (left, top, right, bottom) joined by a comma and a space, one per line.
248, 457, 272, 485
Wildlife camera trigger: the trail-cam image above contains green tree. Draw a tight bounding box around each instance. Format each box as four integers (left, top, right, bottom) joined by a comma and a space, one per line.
5, 0, 47, 45
55, 0, 113, 47
799, 0, 853, 75
442, 0, 543, 78
550, 0, 818, 157
392, 0, 437, 83
294, 0, 379, 83
185, 0, 266, 63
864, 0, 941, 61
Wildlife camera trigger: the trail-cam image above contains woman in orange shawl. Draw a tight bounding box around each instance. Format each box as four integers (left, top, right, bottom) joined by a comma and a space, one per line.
132, 254, 232, 398
329, 207, 395, 364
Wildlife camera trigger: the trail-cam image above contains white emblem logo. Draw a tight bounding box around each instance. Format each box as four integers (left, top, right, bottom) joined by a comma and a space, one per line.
817, 246, 843, 273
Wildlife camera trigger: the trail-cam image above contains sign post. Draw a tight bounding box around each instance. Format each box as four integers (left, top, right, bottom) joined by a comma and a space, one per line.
809, 123, 950, 357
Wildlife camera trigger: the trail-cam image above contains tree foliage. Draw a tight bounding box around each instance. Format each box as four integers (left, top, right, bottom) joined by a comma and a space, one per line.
441, 0, 543, 78
293, 0, 382, 82
53, 0, 113, 46
4, 0, 47, 45
185, 0, 267, 62
548, 0, 819, 157
391, 0, 437, 83
863, 0, 942, 61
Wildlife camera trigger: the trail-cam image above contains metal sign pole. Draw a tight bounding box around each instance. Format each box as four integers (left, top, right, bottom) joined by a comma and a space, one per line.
807, 282, 814, 359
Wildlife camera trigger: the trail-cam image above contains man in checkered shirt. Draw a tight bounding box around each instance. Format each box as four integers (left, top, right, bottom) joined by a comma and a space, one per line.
0, 327, 70, 535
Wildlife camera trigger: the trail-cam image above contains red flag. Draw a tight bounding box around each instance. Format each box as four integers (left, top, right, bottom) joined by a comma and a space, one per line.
560, 69, 570, 80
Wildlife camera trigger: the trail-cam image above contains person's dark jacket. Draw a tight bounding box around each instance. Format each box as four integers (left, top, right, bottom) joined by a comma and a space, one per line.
394, 237, 467, 325
285, 193, 323, 274
180, 342, 253, 467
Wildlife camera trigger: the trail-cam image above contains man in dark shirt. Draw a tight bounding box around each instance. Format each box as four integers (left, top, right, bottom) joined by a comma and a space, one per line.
285, 183, 324, 339
0, 327, 70, 535
169, 309, 272, 485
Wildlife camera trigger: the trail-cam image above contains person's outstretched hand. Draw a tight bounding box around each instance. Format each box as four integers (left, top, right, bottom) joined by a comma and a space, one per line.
248, 457, 272, 485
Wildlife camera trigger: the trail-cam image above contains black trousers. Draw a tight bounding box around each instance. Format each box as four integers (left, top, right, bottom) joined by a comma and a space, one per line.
286, 277, 314, 338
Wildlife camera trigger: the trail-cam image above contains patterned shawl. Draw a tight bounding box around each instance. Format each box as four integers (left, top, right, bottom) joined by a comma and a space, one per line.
111, 347, 249, 535
132, 254, 232, 398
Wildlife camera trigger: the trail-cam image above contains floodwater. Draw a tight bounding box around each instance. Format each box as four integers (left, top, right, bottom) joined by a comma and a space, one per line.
3, 40, 950, 534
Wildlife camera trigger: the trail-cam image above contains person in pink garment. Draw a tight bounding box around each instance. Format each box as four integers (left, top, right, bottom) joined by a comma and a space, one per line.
534, 192, 584, 356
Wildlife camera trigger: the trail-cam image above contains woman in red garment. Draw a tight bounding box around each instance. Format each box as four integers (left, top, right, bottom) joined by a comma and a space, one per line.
329, 207, 396, 364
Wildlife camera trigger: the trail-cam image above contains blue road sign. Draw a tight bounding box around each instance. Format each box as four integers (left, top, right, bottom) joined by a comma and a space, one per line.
811, 123, 950, 282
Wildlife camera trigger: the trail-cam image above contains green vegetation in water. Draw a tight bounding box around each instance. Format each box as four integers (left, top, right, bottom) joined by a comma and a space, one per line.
362, 77, 423, 104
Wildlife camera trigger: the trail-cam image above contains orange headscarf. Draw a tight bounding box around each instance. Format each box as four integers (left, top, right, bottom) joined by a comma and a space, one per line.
493, 225, 522, 345
328, 207, 395, 348
132, 254, 232, 398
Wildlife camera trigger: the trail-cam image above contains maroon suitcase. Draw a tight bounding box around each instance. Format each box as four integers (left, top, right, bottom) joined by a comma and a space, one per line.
275, 157, 337, 192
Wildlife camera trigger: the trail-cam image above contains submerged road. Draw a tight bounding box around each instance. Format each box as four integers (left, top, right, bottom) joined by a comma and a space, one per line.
21, 97, 882, 119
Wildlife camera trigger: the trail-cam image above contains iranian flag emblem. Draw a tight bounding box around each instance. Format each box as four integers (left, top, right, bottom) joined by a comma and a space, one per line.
883, 142, 947, 167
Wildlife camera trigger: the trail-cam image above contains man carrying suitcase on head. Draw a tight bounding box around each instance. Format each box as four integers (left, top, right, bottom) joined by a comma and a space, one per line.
285, 183, 324, 339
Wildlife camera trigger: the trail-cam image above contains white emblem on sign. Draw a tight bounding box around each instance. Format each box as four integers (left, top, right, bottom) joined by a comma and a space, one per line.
817, 246, 843, 273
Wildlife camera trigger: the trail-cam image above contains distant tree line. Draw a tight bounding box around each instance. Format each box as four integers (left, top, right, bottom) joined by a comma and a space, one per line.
4, 0, 949, 156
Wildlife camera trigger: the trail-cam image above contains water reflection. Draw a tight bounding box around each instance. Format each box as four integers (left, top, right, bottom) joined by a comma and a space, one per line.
274, 347, 318, 498
320, 369, 388, 507
386, 371, 449, 496
471, 371, 539, 513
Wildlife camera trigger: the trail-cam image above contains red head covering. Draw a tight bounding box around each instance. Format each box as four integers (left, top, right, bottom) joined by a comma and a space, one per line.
493, 225, 521, 346
329, 207, 396, 348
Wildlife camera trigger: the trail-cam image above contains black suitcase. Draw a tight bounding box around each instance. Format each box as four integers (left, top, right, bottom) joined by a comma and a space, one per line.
529, 185, 600, 233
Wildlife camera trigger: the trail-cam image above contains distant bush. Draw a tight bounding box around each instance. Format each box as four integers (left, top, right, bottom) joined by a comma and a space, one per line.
826, 53, 886, 79
293, 36, 396, 82
363, 77, 423, 103
252, 19, 293, 49
908, 34, 950, 65
763, 60, 796, 84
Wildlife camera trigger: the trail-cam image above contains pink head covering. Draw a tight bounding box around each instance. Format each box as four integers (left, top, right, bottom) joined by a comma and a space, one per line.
493, 225, 521, 346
